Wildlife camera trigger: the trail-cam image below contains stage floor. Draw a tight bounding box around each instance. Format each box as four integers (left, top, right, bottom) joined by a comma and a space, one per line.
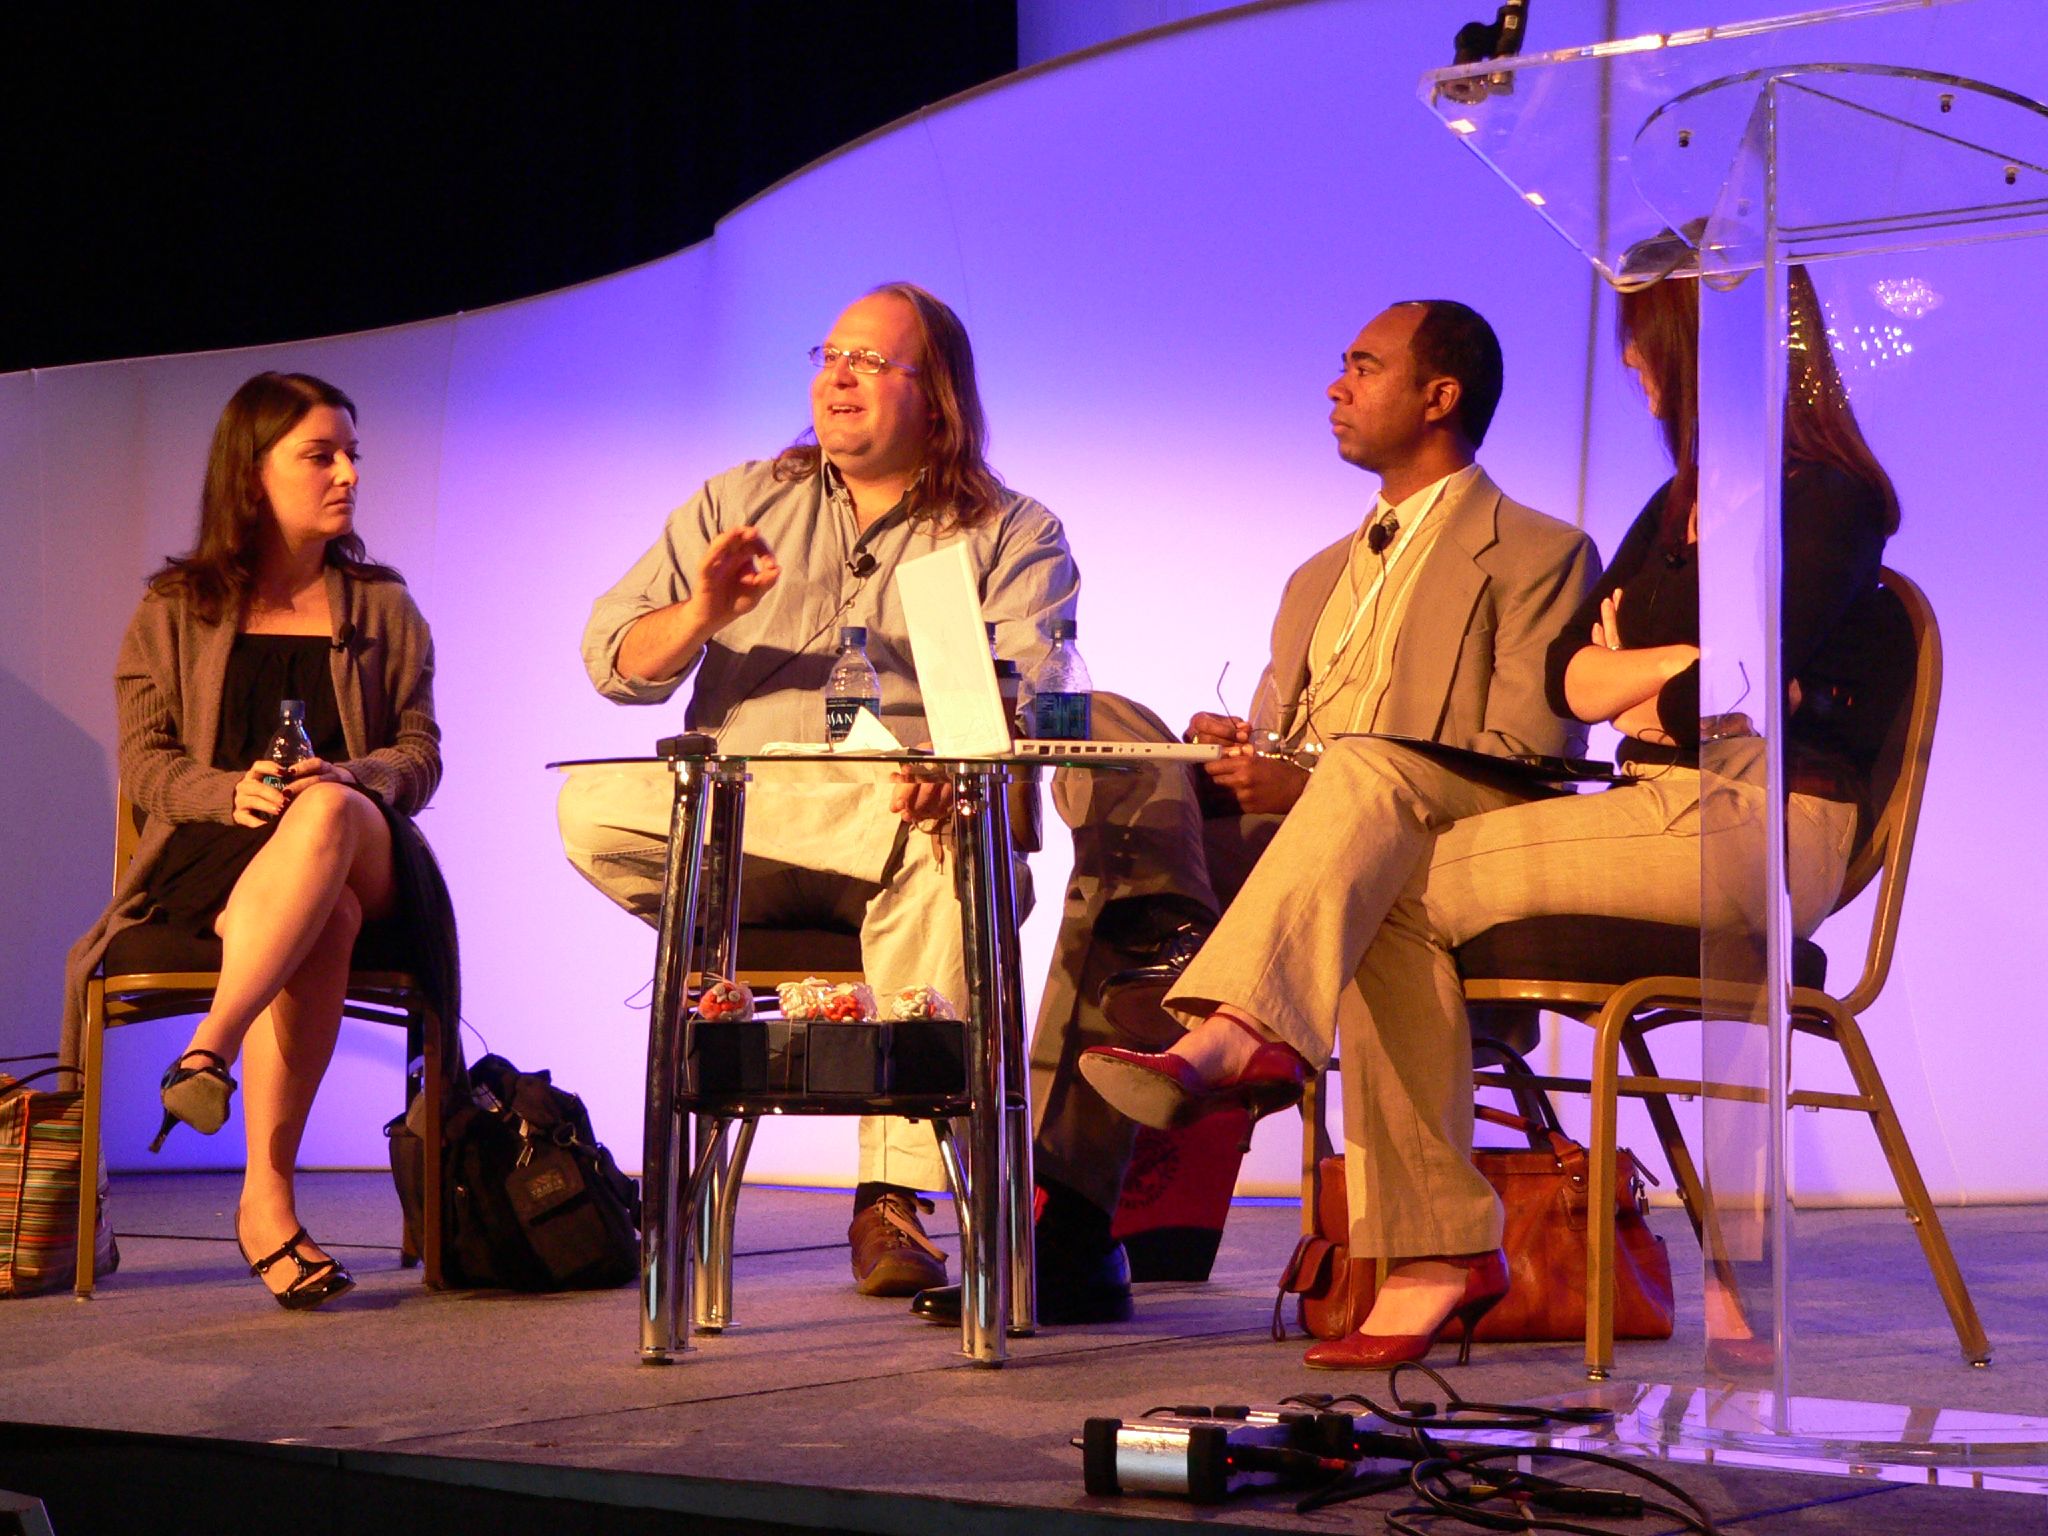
4, 1173, 2047, 1534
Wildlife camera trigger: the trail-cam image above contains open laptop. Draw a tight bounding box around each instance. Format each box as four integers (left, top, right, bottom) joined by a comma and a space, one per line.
897, 545, 1222, 763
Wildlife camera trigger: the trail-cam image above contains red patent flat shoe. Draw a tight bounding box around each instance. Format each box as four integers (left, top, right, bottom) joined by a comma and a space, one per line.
1303, 1250, 1510, 1371
1078, 1013, 1308, 1147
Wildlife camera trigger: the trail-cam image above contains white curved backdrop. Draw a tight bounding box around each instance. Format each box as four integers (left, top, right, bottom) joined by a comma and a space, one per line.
4, 0, 2042, 1207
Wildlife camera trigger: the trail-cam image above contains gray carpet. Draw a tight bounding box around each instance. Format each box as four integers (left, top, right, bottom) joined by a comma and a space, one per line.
4, 1173, 2046, 1533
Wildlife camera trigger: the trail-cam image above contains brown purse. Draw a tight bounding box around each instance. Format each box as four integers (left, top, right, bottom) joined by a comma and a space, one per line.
1275, 1051, 1674, 1344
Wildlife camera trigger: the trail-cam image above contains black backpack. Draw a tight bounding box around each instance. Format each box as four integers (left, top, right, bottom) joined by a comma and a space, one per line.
388, 1052, 640, 1291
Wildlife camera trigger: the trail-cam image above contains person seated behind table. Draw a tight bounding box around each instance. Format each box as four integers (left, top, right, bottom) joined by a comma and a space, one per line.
63, 371, 456, 1311
556, 281, 1079, 1298
911, 300, 1600, 1329
1080, 257, 1898, 1369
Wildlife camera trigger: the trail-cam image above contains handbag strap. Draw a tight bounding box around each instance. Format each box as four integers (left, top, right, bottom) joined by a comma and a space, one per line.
1472, 1038, 1565, 1145
1, 1067, 70, 1093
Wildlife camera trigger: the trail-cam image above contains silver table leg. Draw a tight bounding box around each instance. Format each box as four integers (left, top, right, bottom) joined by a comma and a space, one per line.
640, 757, 708, 1364
988, 775, 1037, 1339
691, 766, 749, 1331
950, 763, 1033, 1363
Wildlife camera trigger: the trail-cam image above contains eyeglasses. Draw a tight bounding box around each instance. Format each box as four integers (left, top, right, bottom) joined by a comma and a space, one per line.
808, 344, 919, 377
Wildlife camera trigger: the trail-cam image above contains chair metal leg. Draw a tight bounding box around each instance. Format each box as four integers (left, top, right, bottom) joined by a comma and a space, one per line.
702, 1115, 758, 1332
74, 989, 106, 1299
1620, 1026, 1709, 1249
932, 1118, 978, 1350
398, 1014, 421, 1271
693, 1116, 733, 1331
1300, 1065, 1333, 1236
670, 1122, 726, 1359
1585, 999, 1628, 1381
419, 1002, 446, 1289
1821, 1001, 1990, 1365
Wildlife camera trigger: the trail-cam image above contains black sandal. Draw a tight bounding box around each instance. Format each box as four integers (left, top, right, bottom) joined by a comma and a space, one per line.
150, 1048, 237, 1151
238, 1226, 356, 1311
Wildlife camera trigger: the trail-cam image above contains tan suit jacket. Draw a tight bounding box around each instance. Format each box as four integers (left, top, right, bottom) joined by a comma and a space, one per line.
1030, 467, 1599, 1215
1249, 467, 1599, 760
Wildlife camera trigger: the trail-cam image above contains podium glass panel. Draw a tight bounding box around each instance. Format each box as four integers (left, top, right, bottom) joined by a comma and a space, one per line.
1423, 1, 2048, 285
1421, 0, 2048, 1468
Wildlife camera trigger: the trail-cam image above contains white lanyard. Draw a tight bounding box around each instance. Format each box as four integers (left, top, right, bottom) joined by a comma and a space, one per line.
1314, 476, 1447, 678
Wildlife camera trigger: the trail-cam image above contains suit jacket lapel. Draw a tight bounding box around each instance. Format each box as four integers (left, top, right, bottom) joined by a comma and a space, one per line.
1265, 536, 1350, 731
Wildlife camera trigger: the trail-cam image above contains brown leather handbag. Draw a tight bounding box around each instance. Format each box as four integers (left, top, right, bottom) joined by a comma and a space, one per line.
1275, 1059, 1674, 1344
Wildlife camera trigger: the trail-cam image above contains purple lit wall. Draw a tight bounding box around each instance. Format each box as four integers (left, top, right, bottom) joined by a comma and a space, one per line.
3, 0, 2043, 1206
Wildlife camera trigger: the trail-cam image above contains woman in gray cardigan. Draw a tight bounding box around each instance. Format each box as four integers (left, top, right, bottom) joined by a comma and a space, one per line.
66, 371, 444, 1309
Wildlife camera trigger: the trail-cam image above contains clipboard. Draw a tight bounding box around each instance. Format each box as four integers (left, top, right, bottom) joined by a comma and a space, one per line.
1327, 732, 1625, 789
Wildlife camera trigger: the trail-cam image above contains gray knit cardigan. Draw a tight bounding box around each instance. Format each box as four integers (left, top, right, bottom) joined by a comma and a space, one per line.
60, 566, 441, 1068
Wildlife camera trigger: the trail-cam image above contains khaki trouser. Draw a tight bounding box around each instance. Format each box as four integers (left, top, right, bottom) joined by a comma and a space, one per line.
1167, 737, 1857, 1258
558, 762, 1029, 1192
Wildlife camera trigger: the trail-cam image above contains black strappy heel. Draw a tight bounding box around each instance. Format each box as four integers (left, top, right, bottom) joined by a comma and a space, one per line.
149, 1048, 237, 1151
237, 1226, 355, 1311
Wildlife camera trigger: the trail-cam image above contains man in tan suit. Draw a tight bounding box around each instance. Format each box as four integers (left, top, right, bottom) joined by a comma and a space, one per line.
912, 299, 1599, 1327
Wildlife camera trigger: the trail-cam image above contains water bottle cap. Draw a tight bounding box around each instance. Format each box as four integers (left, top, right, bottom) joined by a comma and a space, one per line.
280, 698, 306, 718
1050, 618, 1077, 640
839, 626, 868, 647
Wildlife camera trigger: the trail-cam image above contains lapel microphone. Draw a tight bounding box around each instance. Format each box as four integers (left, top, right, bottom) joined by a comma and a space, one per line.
848, 550, 877, 578
1366, 513, 1400, 556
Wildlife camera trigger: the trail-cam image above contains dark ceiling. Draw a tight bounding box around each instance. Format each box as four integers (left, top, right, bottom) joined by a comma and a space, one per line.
3, 6, 1018, 373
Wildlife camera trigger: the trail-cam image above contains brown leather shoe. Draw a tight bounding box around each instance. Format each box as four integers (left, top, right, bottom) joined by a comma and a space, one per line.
849, 1193, 949, 1296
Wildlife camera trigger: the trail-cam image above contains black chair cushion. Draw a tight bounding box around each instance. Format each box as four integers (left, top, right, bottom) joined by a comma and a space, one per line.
734, 924, 863, 975
1455, 916, 1828, 993
104, 917, 420, 977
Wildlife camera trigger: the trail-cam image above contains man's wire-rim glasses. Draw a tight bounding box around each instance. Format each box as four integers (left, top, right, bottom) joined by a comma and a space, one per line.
809, 344, 920, 377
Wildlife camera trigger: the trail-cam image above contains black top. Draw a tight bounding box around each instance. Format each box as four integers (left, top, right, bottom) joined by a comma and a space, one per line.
143, 635, 346, 931
1543, 461, 1890, 808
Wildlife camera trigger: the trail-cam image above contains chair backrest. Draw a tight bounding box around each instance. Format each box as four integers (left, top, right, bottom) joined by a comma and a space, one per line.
1828, 566, 1941, 1014
113, 785, 147, 895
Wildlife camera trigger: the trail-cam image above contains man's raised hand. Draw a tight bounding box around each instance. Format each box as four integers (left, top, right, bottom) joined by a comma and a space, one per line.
696, 527, 782, 630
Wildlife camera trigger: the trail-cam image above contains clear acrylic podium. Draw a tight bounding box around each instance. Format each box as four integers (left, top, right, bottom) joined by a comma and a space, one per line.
1423, 0, 2048, 1474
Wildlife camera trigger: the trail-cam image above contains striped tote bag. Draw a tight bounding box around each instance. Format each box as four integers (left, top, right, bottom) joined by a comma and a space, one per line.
1, 1065, 119, 1297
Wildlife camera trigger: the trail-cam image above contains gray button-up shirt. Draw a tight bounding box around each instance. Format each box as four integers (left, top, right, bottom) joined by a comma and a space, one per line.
582, 458, 1080, 749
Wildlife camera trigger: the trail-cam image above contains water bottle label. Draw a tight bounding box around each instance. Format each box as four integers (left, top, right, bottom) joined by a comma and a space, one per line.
826, 697, 881, 743
1032, 691, 1091, 741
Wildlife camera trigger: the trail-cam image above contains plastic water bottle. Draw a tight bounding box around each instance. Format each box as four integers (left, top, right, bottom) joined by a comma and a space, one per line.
824, 626, 883, 743
1028, 618, 1092, 740
262, 699, 315, 787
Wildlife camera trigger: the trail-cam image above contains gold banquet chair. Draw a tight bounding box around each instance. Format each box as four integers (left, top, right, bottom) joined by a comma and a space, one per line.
1451, 567, 1987, 1378
74, 791, 447, 1295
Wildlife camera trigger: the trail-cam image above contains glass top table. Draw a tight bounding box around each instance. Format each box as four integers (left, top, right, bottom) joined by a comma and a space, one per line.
551, 740, 1096, 1367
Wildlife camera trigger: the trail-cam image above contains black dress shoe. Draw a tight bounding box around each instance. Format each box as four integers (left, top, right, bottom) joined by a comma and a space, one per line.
1096, 922, 1210, 1045
911, 1239, 1133, 1326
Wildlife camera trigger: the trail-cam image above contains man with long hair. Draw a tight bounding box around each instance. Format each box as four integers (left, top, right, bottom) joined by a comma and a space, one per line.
558, 283, 1078, 1296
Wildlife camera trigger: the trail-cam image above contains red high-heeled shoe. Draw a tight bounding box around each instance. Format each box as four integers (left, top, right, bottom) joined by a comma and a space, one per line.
1302, 1250, 1510, 1371
1078, 1013, 1309, 1143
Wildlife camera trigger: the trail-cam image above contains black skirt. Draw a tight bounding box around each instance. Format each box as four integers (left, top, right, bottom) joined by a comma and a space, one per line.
145, 634, 346, 935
